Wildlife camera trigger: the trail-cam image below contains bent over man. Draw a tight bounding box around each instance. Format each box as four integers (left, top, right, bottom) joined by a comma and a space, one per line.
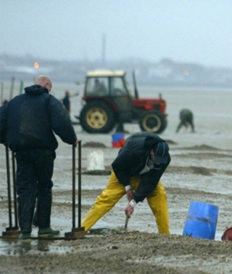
0, 75, 78, 239
81, 132, 171, 234
176, 109, 195, 133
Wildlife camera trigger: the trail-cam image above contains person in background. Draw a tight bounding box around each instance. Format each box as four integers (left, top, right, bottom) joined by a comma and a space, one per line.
62, 90, 71, 114
92, 78, 107, 95
0, 75, 78, 239
81, 132, 171, 234
92, 79, 102, 93
2, 100, 9, 105
176, 109, 195, 133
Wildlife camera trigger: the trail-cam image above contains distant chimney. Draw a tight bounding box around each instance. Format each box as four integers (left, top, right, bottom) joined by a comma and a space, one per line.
102, 33, 106, 65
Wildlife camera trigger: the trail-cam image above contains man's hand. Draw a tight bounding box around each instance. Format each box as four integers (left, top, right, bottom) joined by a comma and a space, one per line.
125, 204, 134, 218
126, 189, 133, 201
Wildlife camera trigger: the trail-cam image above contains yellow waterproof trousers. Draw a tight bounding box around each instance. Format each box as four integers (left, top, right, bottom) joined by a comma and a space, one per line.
81, 171, 170, 234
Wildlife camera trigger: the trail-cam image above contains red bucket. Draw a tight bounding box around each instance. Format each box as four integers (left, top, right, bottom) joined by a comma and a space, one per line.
112, 134, 125, 148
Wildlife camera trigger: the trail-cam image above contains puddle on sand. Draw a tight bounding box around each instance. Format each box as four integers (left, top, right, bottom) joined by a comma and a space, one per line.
0, 239, 73, 256
0, 230, 223, 257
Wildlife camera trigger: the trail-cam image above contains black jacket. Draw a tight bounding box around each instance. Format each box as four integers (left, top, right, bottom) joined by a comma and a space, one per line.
112, 132, 171, 203
0, 85, 77, 151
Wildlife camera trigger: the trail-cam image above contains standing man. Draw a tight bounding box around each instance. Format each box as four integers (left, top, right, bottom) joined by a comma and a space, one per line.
62, 90, 71, 114
0, 75, 78, 239
81, 132, 171, 234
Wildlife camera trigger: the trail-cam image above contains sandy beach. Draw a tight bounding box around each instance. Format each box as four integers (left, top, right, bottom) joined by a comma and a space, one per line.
0, 85, 232, 273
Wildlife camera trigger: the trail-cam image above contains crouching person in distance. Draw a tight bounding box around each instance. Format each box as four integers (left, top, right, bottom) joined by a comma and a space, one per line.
81, 132, 171, 234
176, 109, 195, 133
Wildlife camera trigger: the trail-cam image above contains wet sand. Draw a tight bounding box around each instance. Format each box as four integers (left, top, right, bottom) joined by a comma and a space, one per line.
0, 86, 232, 273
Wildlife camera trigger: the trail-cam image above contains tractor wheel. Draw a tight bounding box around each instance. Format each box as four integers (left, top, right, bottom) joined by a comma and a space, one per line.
80, 102, 116, 133
139, 110, 166, 134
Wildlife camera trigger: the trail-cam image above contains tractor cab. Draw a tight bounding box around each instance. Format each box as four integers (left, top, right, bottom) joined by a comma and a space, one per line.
83, 70, 133, 125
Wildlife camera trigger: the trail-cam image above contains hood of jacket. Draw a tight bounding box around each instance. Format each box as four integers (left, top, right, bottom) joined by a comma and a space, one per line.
24, 85, 49, 96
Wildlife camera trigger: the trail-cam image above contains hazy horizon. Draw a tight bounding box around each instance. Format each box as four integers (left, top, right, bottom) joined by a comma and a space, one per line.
1, 1, 232, 68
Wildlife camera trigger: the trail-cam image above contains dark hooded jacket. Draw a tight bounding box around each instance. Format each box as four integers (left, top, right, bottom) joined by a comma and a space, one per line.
0, 85, 77, 151
112, 132, 171, 203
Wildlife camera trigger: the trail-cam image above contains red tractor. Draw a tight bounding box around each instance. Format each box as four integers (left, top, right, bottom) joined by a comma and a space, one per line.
79, 70, 168, 134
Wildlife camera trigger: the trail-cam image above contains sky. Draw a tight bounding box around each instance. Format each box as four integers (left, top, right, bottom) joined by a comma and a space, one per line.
1, 0, 232, 67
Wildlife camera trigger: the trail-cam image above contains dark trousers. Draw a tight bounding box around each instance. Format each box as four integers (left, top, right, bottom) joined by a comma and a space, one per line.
15, 149, 55, 233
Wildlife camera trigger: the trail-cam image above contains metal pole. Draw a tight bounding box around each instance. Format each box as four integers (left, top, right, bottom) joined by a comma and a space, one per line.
12, 151, 18, 228
64, 141, 85, 239
78, 140, 82, 228
0, 82, 3, 105
72, 144, 76, 229
9, 77, 15, 100
19, 80, 24, 95
5, 145, 12, 228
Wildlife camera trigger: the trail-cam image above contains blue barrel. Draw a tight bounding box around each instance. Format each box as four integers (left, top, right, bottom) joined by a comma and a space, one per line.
183, 201, 219, 240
